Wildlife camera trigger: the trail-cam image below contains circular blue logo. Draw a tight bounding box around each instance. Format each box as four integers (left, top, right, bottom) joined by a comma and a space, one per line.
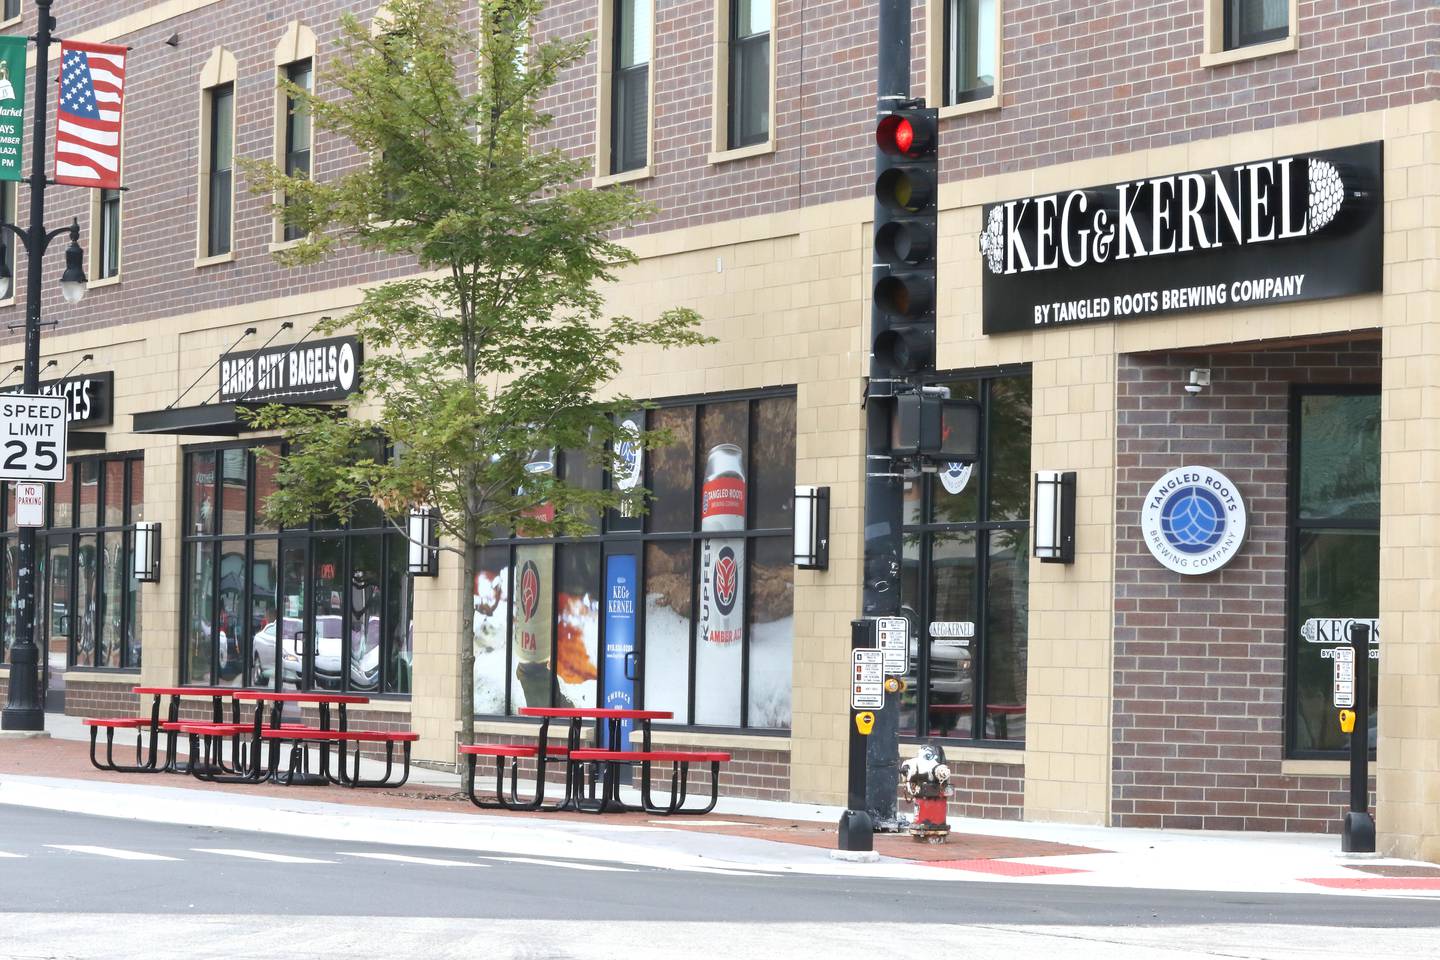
1158, 485, 1226, 554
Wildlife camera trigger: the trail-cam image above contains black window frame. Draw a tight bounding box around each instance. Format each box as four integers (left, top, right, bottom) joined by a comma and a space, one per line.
473, 387, 797, 732
1224, 0, 1289, 52
179, 440, 413, 697
206, 82, 234, 258
726, 0, 770, 150
0, 452, 146, 673
899, 366, 1030, 748
942, 0, 997, 107
282, 58, 313, 243
610, 0, 649, 174
97, 187, 120, 280
1284, 383, 1381, 760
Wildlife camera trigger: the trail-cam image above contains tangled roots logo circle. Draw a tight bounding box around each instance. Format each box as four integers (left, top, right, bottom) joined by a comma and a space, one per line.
1140, 466, 1247, 575
714, 546, 739, 615
1159, 486, 1226, 554
519, 561, 541, 621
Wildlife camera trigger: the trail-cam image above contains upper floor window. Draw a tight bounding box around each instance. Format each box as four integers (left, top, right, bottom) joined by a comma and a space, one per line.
281, 59, 313, 242
610, 0, 650, 174
943, 0, 997, 106
206, 84, 233, 257
94, 188, 120, 281
727, 0, 770, 149
1, 1, 19, 24
0, 181, 14, 296
1225, 0, 1287, 51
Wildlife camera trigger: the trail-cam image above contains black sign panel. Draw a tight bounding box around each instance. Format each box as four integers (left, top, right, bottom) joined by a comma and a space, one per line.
0, 371, 114, 427
219, 336, 362, 404
979, 142, 1383, 334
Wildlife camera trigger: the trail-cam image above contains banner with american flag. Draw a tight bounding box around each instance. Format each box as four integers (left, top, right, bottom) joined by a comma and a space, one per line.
54, 41, 127, 190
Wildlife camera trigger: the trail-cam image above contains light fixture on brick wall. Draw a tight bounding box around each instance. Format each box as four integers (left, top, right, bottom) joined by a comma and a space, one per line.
1033, 471, 1076, 564
1185, 368, 1211, 394
793, 485, 830, 570
132, 522, 161, 582
407, 508, 440, 577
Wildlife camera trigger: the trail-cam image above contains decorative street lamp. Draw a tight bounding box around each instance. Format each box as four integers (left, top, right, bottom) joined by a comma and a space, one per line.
2, 0, 90, 732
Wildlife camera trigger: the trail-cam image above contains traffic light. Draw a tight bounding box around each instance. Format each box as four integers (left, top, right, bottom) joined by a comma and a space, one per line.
872, 103, 938, 375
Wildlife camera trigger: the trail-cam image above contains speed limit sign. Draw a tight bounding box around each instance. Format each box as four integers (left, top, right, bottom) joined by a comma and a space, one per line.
0, 395, 68, 482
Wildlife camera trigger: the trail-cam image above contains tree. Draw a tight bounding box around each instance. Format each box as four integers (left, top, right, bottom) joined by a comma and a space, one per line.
243, 0, 708, 754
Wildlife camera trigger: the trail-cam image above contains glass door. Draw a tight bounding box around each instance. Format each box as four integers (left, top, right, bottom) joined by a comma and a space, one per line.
277, 538, 308, 692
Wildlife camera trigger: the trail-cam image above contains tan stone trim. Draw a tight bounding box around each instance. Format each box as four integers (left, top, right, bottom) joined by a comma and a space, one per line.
193, 251, 235, 269
274, 19, 318, 67
902, 741, 1024, 768
88, 181, 122, 287
0, 11, 19, 33
1199, 0, 1300, 69
593, 0, 656, 184
629, 728, 791, 752
710, 0, 777, 155
62, 670, 142, 685
342, 698, 412, 715
1281, 759, 1348, 777
926, 0, 1004, 119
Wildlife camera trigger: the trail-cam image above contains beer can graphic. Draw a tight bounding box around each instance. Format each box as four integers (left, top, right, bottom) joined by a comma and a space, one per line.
699, 443, 745, 646
513, 546, 554, 664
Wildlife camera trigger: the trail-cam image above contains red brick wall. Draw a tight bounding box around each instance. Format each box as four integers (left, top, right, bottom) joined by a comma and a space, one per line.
63, 677, 143, 719
0, 1, 1430, 345
894, 758, 1025, 822
1112, 341, 1380, 832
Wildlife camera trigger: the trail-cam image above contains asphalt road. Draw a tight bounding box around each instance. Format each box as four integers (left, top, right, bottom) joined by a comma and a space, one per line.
2, 805, 1438, 929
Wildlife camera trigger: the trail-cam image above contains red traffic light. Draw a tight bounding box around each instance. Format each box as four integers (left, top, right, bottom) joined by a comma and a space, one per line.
877, 112, 934, 158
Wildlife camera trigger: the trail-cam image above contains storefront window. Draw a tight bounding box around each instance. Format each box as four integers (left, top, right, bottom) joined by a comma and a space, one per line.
181, 443, 413, 694
474, 390, 797, 730
0, 453, 145, 672
1288, 389, 1381, 756
899, 370, 1031, 745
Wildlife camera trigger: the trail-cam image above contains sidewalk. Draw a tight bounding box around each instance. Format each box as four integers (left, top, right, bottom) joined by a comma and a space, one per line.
5, 715, 1438, 897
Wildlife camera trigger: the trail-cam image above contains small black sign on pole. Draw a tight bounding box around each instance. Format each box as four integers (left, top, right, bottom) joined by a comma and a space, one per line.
1342, 621, 1376, 853
837, 619, 875, 852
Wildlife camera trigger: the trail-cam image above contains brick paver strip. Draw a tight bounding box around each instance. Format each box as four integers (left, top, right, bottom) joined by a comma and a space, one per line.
1301, 877, 1440, 891
2, 738, 1106, 864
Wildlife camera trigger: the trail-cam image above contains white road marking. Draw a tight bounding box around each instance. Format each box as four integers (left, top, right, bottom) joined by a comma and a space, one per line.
193, 848, 336, 864
487, 856, 634, 872
337, 852, 485, 868
669, 865, 780, 877
46, 845, 180, 862
0, 851, 25, 858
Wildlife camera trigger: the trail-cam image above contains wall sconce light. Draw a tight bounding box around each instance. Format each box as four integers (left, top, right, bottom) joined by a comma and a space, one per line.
1184, 368, 1211, 394
407, 508, 440, 577
793, 485, 830, 570
1033, 471, 1076, 564
132, 522, 161, 582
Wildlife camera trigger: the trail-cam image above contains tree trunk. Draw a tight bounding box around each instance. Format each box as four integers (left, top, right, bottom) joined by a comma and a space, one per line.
457, 528, 476, 758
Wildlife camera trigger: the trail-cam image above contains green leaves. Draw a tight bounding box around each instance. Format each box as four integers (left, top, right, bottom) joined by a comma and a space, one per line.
243, 0, 711, 552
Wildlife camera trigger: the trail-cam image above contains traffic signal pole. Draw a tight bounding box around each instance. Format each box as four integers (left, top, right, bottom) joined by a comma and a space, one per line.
858, 0, 913, 829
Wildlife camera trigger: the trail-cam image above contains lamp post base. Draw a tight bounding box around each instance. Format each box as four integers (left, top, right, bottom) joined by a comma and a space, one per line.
1, 642, 45, 731
837, 808, 874, 852
1342, 811, 1376, 854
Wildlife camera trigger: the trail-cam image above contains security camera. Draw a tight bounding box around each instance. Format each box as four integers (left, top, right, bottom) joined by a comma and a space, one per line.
1184, 368, 1211, 394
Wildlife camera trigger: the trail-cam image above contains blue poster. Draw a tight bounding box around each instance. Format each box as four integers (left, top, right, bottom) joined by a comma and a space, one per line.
602, 554, 638, 750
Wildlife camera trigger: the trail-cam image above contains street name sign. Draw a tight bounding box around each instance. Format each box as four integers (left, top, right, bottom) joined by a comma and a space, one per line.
0, 395, 67, 481
852, 649, 884, 709
876, 616, 908, 675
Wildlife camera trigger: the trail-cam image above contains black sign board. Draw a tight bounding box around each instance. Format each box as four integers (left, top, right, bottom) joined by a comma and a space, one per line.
979, 142, 1383, 334
0, 371, 114, 427
219, 336, 362, 404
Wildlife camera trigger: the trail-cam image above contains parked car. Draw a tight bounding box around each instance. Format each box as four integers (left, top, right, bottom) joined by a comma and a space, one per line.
254, 614, 379, 689
251, 616, 308, 685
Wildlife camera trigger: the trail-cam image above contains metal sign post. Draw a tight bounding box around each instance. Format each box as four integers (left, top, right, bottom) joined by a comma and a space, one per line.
1341, 621, 1375, 853
838, 619, 876, 852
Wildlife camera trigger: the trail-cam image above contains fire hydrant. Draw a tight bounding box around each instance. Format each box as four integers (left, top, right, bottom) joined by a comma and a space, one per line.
900, 744, 952, 843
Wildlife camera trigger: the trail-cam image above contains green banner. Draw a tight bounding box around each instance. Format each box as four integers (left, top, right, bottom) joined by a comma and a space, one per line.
0, 35, 26, 182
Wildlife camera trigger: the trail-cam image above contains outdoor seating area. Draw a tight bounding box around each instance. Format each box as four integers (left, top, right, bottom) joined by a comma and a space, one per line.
460, 707, 732, 816
82, 686, 413, 789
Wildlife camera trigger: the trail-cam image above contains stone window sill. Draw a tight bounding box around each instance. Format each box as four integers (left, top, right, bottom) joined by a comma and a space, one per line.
708, 140, 775, 165
1200, 35, 1299, 69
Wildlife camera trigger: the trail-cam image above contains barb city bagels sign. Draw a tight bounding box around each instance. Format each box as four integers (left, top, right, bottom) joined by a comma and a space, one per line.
1140, 466, 1247, 575
978, 142, 1383, 334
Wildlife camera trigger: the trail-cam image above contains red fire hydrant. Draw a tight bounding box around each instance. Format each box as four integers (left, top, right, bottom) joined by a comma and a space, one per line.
900, 744, 952, 843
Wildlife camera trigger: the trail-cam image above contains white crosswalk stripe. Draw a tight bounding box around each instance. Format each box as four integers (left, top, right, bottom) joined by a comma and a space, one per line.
46, 845, 180, 862
193, 848, 336, 864
670, 865, 781, 877
487, 856, 634, 872
0, 851, 25, 859
336, 852, 486, 868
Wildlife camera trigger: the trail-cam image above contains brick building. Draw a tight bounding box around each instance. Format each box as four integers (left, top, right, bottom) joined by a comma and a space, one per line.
0, 1, 1438, 861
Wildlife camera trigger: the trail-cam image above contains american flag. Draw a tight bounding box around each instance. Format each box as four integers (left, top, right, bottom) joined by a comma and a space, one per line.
54, 41, 127, 190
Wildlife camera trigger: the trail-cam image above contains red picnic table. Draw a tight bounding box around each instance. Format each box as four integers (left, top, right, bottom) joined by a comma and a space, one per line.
130, 686, 249, 773
492, 707, 673, 811
229, 690, 371, 784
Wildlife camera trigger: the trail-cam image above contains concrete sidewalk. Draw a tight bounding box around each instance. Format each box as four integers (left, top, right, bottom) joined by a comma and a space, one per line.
6, 715, 1439, 898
